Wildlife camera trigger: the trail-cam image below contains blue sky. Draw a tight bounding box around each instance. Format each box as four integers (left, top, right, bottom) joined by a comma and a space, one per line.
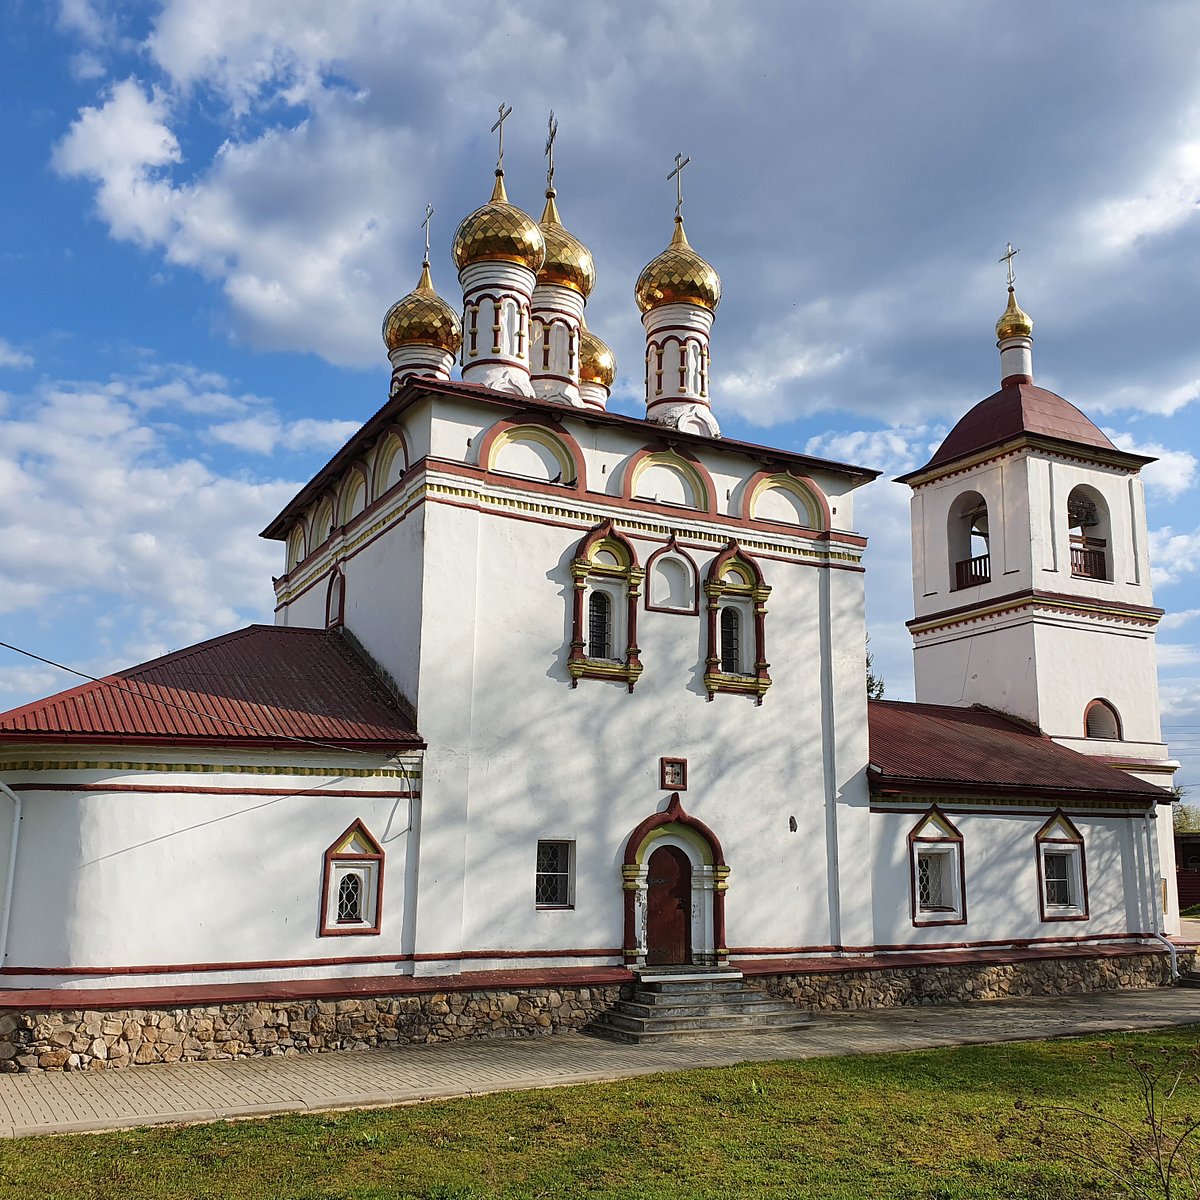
1, 1, 1198, 787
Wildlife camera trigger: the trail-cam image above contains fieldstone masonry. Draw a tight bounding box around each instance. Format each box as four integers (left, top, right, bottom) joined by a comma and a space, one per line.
744, 951, 1196, 1012
0, 985, 625, 1074
0, 951, 1190, 1072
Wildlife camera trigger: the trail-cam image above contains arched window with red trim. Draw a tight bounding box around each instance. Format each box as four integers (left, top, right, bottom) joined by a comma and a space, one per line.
567, 521, 644, 692
703, 541, 771, 702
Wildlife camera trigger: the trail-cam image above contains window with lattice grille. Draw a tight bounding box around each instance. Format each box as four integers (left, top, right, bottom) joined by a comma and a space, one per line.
535, 840, 573, 908
1037, 813, 1087, 921
908, 810, 964, 925
320, 821, 383, 936
916, 852, 947, 909
588, 591, 612, 660
337, 873, 363, 923
720, 606, 743, 673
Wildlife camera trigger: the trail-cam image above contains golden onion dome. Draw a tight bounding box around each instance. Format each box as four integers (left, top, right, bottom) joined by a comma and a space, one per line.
579, 324, 615, 388
382, 260, 463, 355
452, 171, 546, 273
536, 190, 596, 296
634, 217, 721, 314
995, 286, 1033, 340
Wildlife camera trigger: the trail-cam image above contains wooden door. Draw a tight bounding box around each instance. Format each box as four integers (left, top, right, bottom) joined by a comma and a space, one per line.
646, 845, 692, 966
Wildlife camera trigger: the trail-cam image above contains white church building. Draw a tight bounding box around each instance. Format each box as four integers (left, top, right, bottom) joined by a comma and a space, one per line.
0, 131, 1184, 1070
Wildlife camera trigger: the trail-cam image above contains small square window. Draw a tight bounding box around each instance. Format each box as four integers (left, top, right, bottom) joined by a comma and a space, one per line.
660, 758, 687, 791
535, 840, 574, 908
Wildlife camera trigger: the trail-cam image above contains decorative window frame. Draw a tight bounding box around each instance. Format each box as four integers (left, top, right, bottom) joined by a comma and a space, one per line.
568, 520, 645, 691
535, 839, 575, 909
703, 541, 771, 702
286, 523, 308, 572
742, 470, 830, 531
644, 537, 700, 614
476, 415, 586, 492
908, 807, 966, 926
660, 757, 688, 791
337, 463, 369, 527
1036, 811, 1089, 922
325, 565, 346, 630
624, 448, 714, 513
372, 427, 410, 499
1084, 698, 1122, 740
319, 819, 384, 937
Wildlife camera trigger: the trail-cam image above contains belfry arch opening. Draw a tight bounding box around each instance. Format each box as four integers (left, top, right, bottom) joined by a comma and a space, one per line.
948, 491, 990, 590
1068, 485, 1110, 581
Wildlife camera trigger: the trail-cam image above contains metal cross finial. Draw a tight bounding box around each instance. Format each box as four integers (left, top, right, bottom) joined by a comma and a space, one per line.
421, 203, 434, 263
545, 110, 559, 191
667, 152, 691, 220
999, 242, 1020, 288
491, 102, 513, 170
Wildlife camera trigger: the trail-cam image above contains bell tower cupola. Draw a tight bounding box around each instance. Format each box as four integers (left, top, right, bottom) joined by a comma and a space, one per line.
452, 104, 546, 397
897, 251, 1171, 785
635, 153, 721, 437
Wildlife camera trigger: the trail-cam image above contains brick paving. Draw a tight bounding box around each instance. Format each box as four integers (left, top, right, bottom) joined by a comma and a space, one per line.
0, 987, 1198, 1138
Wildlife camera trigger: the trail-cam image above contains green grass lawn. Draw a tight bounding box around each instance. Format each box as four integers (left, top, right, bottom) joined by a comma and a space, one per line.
2, 1029, 1199, 1200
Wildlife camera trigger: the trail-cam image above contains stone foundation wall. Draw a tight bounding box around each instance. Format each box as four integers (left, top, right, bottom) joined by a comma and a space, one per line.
744, 950, 1195, 1012
0, 985, 625, 1074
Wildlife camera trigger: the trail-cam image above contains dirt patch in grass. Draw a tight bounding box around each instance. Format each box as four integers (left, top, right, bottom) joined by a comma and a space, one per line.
0, 1028, 1196, 1199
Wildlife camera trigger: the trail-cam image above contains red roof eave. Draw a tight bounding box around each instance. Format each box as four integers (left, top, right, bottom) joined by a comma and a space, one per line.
0, 730, 425, 753
869, 771, 1170, 806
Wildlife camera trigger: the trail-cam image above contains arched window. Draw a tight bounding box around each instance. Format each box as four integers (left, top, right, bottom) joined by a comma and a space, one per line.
1068, 485, 1111, 581
720, 607, 742, 674
588, 591, 613, 660
704, 542, 771, 702
1084, 699, 1122, 740
325, 568, 346, 630
646, 539, 699, 614
568, 521, 645, 691
286, 524, 307, 571
948, 491, 990, 589
337, 873, 363, 923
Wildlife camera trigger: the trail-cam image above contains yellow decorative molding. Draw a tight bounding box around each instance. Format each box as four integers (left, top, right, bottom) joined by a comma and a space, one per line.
0, 759, 421, 778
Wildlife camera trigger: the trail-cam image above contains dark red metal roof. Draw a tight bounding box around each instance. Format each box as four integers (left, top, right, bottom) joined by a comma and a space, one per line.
868, 699, 1165, 801
897, 381, 1154, 481
0, 626, 421, 749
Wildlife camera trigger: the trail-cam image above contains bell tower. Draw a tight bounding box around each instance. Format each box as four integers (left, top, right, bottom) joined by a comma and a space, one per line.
897, 258, 1174, 788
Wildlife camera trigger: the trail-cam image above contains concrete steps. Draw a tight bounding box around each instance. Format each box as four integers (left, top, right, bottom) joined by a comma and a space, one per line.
587, 971, 812, 1044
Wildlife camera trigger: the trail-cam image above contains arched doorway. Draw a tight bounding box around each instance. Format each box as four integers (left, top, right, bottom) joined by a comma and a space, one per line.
646, 845, 692, 965
621, 793, 728, 969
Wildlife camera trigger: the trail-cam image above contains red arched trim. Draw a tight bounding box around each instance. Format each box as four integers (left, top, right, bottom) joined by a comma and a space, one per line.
706, 539, 766, 589
309, 489, 339, 551
644, 536, 700, 614
740, 469, 831, 531
325, 565, 346, 629
623, 793, 726, 867
1083, 698, 1123, 740
337, 461, 371, 526
573, 519, 641, 570
621, 445, 715, 514
372, 425, 410, 498
474, 414, 586, 492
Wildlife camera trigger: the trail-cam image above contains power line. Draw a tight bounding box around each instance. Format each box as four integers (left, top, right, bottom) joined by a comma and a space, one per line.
0, 637, 414, 764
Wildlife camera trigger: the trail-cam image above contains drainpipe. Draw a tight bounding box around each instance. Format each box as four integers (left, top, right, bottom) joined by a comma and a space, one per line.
0, 781, 19, 968
1145, 802, 1179, 981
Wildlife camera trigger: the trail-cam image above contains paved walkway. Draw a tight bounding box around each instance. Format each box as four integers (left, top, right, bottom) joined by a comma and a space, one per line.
0, 988, 1198, 1138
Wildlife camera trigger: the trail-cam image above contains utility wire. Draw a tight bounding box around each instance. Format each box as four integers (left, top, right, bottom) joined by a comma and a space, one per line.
0, 637, 414, 764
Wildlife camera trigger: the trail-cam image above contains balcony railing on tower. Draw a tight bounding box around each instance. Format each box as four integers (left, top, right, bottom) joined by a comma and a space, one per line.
1070, 536, 1106, 580
954, 553, 991, 590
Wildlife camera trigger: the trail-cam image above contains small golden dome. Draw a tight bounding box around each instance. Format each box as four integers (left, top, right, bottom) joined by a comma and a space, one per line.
537, 190, 595, 296
382, 261, 463, 355
452, 171, 546, 273
995, 286, 1033, 340
579, 324, 615, 388
635, 217, 721, 314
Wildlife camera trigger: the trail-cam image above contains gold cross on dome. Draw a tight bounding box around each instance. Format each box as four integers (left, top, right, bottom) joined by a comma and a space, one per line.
999, 242, 1020, 288
421, 203, 434, 262
545, 110, 559, 191
491, 102, 513, 169
667, 152, 691, 220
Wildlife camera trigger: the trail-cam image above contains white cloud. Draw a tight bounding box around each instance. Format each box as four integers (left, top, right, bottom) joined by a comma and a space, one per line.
209, 413, 360, 455
1161, 609, 1200, 631
1089, 379, 1200, 418
52, 79, 181, 246
1105, 430, 1197, 497
0, 340, 33, 370
1150, 525, 1200, 587
1158, 643, 1200, 668
1080, 100, 1200, 256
